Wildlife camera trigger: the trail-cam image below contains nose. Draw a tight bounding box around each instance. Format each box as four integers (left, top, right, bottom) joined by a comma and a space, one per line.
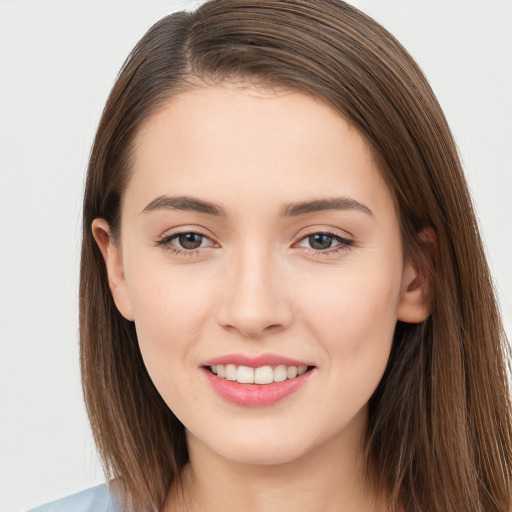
216, 246, 293, 339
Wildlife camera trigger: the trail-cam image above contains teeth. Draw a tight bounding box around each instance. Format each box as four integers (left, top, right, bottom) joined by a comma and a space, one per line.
254, 366, 274, 384
274, 365, 287, 382
286, 366, 298, 379
225, 364, 237, 381
211, 364, 310, 384
237, 365, 255, 383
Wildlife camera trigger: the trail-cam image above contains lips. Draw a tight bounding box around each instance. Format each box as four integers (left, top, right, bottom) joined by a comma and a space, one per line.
202, 353, 313, 367
200, 353, 315, 407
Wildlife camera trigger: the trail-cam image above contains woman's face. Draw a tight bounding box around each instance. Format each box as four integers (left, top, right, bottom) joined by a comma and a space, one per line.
95, 84, 428, 465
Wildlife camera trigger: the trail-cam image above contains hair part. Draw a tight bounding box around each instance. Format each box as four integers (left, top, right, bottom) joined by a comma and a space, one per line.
80, 1, 512, 511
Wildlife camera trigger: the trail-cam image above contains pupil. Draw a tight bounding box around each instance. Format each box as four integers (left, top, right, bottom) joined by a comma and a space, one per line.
309, 234, 333, 250
179, 233, 203, 249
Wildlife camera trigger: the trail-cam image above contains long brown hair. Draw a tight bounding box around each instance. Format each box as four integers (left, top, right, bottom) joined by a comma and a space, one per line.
80, 1, 512, 510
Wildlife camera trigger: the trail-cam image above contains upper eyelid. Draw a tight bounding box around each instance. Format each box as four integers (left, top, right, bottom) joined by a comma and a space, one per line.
294, 233, 353, 248
297, 232, 348, 242
158, 226, 216, 241
161, 232, 217, 247
294, 227, 353, 242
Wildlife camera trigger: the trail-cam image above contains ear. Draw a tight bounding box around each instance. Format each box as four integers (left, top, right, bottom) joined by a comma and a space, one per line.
91, 218, 135, 321
397, 228, 436, 324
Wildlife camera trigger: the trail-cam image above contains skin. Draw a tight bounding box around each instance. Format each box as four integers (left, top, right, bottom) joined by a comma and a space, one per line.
93, 83, 430, 511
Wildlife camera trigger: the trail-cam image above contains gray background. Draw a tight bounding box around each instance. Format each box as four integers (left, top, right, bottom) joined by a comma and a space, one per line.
1, 1, 511, 511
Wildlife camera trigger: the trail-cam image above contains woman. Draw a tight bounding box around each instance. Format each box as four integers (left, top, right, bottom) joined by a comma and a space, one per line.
29, 0, 512, 511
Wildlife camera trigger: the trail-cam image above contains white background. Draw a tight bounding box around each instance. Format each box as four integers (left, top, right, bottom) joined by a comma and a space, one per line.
1, 1, 510, 511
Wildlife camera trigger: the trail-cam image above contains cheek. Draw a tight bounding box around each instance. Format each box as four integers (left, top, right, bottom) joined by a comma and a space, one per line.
127, 253, 213, 333
300, 258, 402, 368
130, 288, 208, 416
125, 263, 215, 390
295, 267, 400, 424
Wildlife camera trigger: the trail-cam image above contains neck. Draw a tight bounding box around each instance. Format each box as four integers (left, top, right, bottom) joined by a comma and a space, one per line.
165, 409, 384, 512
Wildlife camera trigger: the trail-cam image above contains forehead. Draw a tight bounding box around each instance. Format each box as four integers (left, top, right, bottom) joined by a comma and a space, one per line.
125, 83, 394, 218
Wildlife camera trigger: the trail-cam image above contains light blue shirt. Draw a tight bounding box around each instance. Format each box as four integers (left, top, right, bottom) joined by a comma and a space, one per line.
26, 484, 120, 512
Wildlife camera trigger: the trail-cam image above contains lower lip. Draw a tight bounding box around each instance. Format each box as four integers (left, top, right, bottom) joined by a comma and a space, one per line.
202, 368, 314, 407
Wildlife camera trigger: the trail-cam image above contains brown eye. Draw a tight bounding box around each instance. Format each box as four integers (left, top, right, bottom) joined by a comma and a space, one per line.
157, 230, 217, 255
308, 234, 335, 250
296, 231, 354, 254
176, 233, 205, 249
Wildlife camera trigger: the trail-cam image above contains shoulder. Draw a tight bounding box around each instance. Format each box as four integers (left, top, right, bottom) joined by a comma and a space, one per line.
26, 483, 121, 512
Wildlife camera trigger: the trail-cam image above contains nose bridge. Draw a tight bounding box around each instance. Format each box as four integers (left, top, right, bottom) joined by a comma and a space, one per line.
217, 240, 292, 337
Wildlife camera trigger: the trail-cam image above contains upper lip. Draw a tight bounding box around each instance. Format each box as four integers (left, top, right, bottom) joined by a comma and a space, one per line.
200, 353, 314, 368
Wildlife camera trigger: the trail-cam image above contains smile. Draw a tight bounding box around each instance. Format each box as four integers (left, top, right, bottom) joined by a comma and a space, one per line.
201, 355, 315, 407
210, 364, 308, 384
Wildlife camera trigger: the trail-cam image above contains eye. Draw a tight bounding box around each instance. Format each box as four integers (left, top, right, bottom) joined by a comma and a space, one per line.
173, 232, 208, 250
296, 232, 353, 253
156, 231, 217, 254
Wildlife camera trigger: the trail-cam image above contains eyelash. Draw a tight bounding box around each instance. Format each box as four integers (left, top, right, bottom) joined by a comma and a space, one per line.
156, 230, 217, 257
294, 232, 354, 256
155, 230, 354, 257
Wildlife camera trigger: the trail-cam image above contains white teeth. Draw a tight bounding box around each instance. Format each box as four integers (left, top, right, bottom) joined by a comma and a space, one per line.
254, 366, 274, 384
286, 366, 298, 379
225, 364, 237, 381
273, 365, 287, 382
237, 365, 255, 383
210, 364, 310, 384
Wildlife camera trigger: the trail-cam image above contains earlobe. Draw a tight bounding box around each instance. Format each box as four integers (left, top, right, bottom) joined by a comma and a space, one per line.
396, 264, 431, 323
397, 228, 436, 324
91, 218, 135, 321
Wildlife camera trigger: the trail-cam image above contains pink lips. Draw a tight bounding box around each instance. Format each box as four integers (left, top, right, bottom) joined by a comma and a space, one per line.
200, 353, 314, 407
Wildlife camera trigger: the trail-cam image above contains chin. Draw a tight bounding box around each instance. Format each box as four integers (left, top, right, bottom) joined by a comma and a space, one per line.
195, 427, 316, 466
221, 444, 305, 466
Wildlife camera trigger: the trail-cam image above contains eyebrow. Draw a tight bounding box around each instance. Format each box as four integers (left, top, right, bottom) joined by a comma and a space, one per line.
141, 195, 225, 216
282, 197, 373, 217
141, 195, 373, 218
